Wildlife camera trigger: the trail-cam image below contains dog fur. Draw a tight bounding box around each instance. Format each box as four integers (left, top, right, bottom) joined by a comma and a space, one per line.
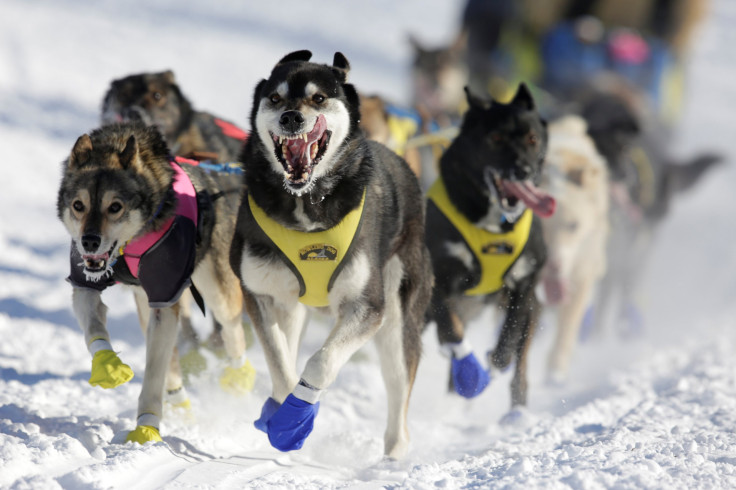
101, 70, 247, 163
101, 70, 250, 352
539, 115, 610, 383
230, 51, 433, 459
57, 122, 249, 441
578, 85, 722, 335
425, 84, 555, 410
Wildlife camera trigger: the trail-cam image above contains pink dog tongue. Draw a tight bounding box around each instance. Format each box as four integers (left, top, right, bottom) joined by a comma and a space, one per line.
502, 180, 557, 218
284, 114, 326, 168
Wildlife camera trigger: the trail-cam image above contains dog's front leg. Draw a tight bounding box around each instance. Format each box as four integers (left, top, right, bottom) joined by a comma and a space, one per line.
250, 294, 305, 433
489, 282, 541, 408
266, 301, 383, 452
126, 305, 180, 444
72, 287, 134, 389
431, 290, 490, 398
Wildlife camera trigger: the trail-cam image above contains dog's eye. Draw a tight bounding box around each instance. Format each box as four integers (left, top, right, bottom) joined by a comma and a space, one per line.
269, 93, 281, 104
108, 202, 123, 214
153, 92, 163, 101
527, 133, 538, 145
491, 133, 503, 143
72, 200, 85, 212
312, 94, 325, 104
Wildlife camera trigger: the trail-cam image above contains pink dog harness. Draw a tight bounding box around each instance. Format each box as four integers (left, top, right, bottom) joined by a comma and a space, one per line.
68, 158, 199, 308
123, 160, 198, 277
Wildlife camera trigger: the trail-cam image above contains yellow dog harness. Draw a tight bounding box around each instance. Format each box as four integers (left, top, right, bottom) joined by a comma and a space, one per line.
248, 190, 366, 307
428, 179, 532, 296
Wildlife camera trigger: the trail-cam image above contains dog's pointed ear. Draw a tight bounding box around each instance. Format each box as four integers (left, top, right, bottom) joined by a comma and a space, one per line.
277, 50, 312, 65
118, 135, 139, 170
162, 70, 177, 85
333, 52, 350, 72
464, 86, 490, 110
408, 33, 425, 54
331, 52, 350, 82
511, 83, 535, 110
69, 134, 93, 169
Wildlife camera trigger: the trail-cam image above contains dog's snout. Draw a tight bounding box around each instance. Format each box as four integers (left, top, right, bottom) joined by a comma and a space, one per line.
81, 234, 102, 253
279, 110, 305, 133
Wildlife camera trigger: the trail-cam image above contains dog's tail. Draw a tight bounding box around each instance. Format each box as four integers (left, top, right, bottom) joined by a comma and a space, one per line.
665, 153, 723, 195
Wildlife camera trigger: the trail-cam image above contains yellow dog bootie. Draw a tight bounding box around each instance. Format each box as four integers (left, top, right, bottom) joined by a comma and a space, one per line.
125, 425, 162, 444
219, 359, 256, 395
89, 350, 134, 389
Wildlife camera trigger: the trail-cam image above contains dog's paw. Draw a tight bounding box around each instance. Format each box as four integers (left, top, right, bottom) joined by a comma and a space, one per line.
254, 397, 281, 433
451, 352, 490, 398
125, 425, 162, 444
219, 359, 256, 395
89, 350, 134, 389
267, 394, 320, 451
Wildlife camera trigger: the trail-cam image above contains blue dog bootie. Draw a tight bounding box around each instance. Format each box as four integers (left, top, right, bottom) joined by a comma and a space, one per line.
254, 397, 281, 433
267, 394, 320, 451
452, 352, 491, 398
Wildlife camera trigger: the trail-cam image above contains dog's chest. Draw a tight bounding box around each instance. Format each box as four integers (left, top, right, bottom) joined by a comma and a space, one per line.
241, 191, 367, 308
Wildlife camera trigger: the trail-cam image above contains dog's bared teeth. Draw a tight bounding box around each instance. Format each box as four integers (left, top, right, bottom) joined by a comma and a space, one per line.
302, 133, 308, 142
278, 136, 284, 144
310, 142, 318, 160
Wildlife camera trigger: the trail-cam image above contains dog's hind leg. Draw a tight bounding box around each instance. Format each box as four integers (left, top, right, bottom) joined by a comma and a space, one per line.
192, 256, 255, 394
547, 274, 596, 384
373, 269, 422, 458
127, 304, 181, 443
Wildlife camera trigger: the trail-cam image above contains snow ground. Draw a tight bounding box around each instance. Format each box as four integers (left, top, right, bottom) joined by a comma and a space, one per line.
1, 0, 735, 488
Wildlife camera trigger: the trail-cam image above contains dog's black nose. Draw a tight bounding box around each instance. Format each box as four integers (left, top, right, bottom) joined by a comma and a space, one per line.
81, 234, 102, 253
279, 111, 305, 133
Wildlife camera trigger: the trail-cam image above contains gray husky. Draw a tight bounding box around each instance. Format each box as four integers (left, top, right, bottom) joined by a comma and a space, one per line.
230, 51, 433, 459
57, 122, 254, 443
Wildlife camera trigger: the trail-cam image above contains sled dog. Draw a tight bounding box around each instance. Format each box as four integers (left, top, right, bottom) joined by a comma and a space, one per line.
101, 70, 247, 163
230, 51, 433, 459
101, 70, 250, 352
57, 122, 253, 443
539, 115, 610, 383
425, 84, 555, 413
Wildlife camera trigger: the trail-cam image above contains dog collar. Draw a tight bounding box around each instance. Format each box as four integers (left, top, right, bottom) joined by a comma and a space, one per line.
248, 189, 366, 307
428, 178, 532, 295
122, 161, 198, 278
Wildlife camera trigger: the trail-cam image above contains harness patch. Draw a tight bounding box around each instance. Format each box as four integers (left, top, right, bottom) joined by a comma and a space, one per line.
299, 244, 338, 261
481, 241, 514, 255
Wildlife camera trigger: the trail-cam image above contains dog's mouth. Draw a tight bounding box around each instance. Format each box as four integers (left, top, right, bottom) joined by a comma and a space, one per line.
271, 114, 331, 187
81, 242, 118, 272
486, 170, 557, 218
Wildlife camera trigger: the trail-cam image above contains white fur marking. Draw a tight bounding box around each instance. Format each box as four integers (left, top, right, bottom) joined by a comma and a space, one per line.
445, 241, 474, 270
239, 247, 300, 307
328, 251, 371, 309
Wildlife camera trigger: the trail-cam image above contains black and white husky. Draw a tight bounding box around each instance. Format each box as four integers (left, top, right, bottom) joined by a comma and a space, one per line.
230, 51, 433, 459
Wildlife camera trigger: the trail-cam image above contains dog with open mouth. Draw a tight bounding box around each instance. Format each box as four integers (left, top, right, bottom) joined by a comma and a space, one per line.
101, 70, 251, 356
230, 50, 433, 459
57, 122, 254, 444
424, 83, 555, 417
